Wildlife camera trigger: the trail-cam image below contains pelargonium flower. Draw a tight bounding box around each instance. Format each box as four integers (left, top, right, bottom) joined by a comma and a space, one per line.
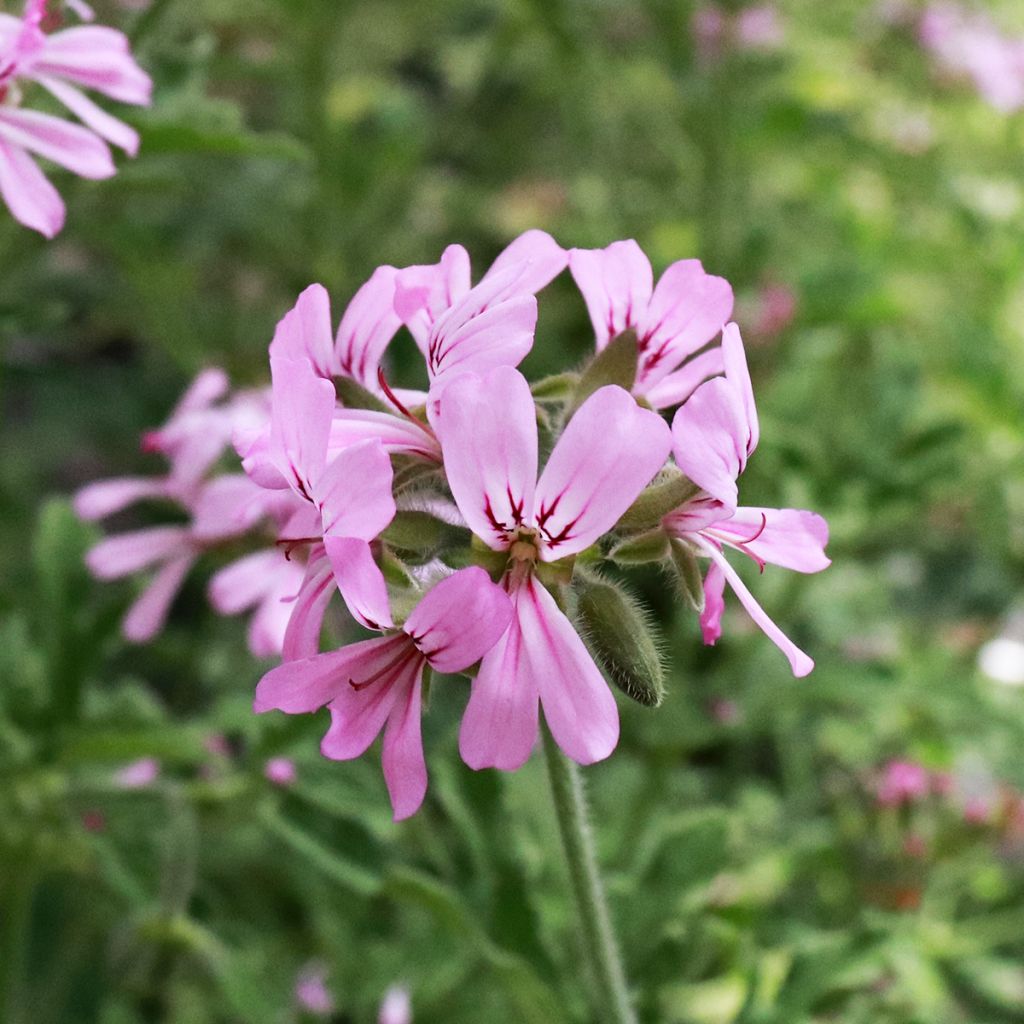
569, 239, 733, 410
433, 367, 672, 769
877, 759, 930, 806
255, 568, 513, 820
663, 323, 829, 676
0, 0, 151, 236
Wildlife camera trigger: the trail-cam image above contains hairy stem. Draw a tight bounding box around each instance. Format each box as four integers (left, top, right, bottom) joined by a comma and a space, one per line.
541, 723, 636, 1024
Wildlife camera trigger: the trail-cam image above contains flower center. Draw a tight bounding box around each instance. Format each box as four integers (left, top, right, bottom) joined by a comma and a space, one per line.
508, 527, 540, 563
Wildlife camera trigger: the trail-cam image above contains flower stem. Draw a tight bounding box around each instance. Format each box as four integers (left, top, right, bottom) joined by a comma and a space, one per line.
541, 723, 636, 1024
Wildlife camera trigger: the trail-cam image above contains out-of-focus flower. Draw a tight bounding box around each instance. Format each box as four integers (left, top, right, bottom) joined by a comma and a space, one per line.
295, 962, 334, 1017
113, 756, 159, 789
379, 985, 412, 1024
0, 0, 151, 236
692, 4, 784, 62
80, 809, 105, 831
735, 6, 784, 50
264, 756, 297, 786
750, 282, 796, 341
876, 759, 929, 806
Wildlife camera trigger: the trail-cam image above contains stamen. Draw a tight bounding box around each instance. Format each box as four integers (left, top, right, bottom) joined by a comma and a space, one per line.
275, 536, 320, 560
376, 368, 437, 440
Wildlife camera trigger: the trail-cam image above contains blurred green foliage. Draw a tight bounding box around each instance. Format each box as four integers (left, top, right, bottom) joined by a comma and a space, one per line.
4, 0, 1024, 1021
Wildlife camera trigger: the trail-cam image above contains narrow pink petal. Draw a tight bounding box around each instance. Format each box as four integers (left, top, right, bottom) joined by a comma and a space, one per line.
171, 367, 230, 417
269, 284, 336, 379
247, 568, 304, 658
190, 473, 269, 541
0, 138, 64, 237
208, 549, 287, 615
277, 501, 323, 543
236, 421, 290, 490
642, 345, 724, 410
699, 561, 726, 645
568, 240, 653, 349
256, 633, 405, 714
670, 377, 747, 510
281, 544, 335, 661
122, 554, 193, 642
0, 108, 114, 178
711, 507, 830, 574
268, 356, 335, 499
433, 367, 537, 550
483, 229, 567, 295
319, 637, 417, 755
36, 75, 139, 155
696, 538, 814, 677
335, 265, 401, 387
635, 260, 733, 390
393, 244, 472, 351
459, 584, 539, 771
73, 477, 168, 520
323, 536, 394, 631
86, 526, 191, 579
721, 322, 758, 455
534, 385, 671, 559
403, 567, 513, 674
329, 409, 440, 462
36, 26, 152, 104
316, 438, 395, 541
381, 666, 427, 820
523, 576, 619, 764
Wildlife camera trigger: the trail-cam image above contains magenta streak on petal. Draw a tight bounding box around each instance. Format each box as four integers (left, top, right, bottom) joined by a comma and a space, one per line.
375, 367, 437, 442
703, 512, 769, 572
349, 636, 419, 691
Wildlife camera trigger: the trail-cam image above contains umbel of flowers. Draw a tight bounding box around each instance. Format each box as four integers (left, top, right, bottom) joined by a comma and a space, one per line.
77, 232, 830, 820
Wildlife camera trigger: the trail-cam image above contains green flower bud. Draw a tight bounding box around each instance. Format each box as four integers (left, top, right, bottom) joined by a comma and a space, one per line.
573, 571, 665, 708
616, 468, 699, 534
382, 510, 470, 563
566, 328, 637, 418
608, 529, 670, 565
669, 537, 705, 613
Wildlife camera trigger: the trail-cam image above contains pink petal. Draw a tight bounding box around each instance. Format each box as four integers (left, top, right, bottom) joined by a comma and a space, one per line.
335, 265, 401, 387
670, 376, 748, 510
208, 549, 288, 615
236, 421, 290, 490
269, 284, 336, 379
635, 260, 733, 391
642, 345, 725, 410
190, 473, 270, 541
696, 538, 814, 677
268, 356, 335, 499
403, 567, 513, 674
171, 367, 230, 416
256, 633, 407, 715
722, 323, 758, 455
73, 476, 168, 520
524, 576, 619, 764
320, 638, 418, 755
459, 584, 540, 771
36, 75, 139, 155
248, 567, 305, 658
0, 137, 64, 237
699, 561, 726, 645
534, 385, 671, 559
316, 438, 395, 541
393, 244, 472, 351
712, 507, 830, 573
0, 107, 114, 178
36, 26, 152, 104
122, 554, 193, 642
329, 409, 440, 462
568, 240, 653, 348
86, 526, 191, 579
323, 536, 394, 631
483, 229, 567, 295
281, 544, 336, 661
433, 367, 537, 550
381, 666, 427, 820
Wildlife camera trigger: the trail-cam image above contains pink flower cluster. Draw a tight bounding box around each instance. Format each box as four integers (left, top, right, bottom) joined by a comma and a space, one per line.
692, 4, 784, 64
78, 231, 830, 820
919, 4, 1024, 113
0, 0, 150, 236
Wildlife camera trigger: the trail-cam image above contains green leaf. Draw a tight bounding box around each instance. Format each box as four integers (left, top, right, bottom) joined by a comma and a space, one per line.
139, 121, 311, 161
566, 329, 638, 417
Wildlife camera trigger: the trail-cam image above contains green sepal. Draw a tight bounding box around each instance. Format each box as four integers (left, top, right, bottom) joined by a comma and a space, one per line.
382, 511, 470, 563
534, 555, 576, 588
380, 548, 415, 589
392, 457, 444, 496
464, 534, 509, 578
573, 570, 665, 708
566, 328, 638, 417
420, 664, 433, 712
531, 372, 579, 402
669, 537, 706, 613
616, 468, 699, 534
333, 375, 392, 414
608, 529, 670, 565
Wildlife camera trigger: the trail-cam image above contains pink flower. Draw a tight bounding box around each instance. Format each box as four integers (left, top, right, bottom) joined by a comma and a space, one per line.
378, 986, 412, 1024
433, 367, 671, 769
255, 568, 513, 820
0, 0, 151, 236
114, 756, 159, 789
569, 240, 733, 410
664, 324, 829, 676
294, 962, 334, 1017
735, 6, 784, 50
877, 760, 930, 806
264, 756, 297, 786
751, 282, 797, 341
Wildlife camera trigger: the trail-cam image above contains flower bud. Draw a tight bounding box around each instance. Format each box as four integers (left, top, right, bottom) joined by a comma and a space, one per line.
617, 469, 700, 533
609, 529, 670, 565
334, 375, 392, 413
382, 510, 469, 563
573, 571, 665, 707
669, 537, 705, 613
566, 328, 637, 417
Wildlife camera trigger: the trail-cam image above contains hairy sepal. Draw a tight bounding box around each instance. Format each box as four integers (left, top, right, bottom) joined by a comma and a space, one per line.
382, 510, 470, 563
566, 328, 638, 418
669, 537, 705, 613
616, 468, 700, 534
608, 529, 670, 565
